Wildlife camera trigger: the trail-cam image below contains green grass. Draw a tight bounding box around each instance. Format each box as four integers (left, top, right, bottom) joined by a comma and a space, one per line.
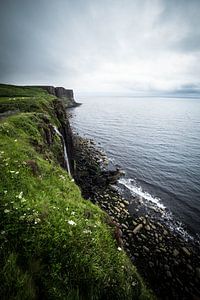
0, 84, 154, 300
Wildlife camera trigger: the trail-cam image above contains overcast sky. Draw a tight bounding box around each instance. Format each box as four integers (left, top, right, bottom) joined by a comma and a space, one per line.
0, 0, 200, 94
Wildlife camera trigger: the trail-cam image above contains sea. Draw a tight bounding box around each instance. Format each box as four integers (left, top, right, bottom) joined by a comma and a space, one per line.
70, 95, 200, 241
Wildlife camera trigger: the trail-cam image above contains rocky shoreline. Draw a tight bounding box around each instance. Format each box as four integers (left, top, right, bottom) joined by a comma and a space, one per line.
72, 134, 200, 300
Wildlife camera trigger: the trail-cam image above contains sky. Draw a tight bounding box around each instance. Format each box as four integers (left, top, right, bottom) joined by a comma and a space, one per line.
0, 0, 200, 95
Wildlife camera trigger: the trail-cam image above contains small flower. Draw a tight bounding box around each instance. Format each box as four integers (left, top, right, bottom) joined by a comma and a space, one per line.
68, 220, 76, 226
16, 191, 23, 199
4, 190, 7, 194
35, 218, 41, 223
83, 229, 92, 234
15, 171, 19, 175
4, 209, 10, 213
71, 211, 75, 215
117, 247, 122, 251
10, 171, 15, 174
14, 139, 17, 142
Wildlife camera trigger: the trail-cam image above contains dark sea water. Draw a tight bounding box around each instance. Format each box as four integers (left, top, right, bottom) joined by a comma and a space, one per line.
70, 95, 200, 239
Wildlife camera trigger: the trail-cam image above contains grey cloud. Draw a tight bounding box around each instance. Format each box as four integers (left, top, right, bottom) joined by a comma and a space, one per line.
0, 0, 200, 93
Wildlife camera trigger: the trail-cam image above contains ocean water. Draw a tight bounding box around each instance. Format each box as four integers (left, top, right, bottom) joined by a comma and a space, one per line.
70, 95, 200, 238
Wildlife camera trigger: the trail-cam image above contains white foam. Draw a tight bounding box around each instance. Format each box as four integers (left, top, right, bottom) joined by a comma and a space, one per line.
118, 178, 166, 210
118, 177, 195, 242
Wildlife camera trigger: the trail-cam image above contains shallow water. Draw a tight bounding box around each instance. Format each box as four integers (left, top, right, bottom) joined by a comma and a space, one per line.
71, 95, 200, 238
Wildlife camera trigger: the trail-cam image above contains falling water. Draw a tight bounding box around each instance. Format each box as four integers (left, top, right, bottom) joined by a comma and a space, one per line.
53, 126, 72, 178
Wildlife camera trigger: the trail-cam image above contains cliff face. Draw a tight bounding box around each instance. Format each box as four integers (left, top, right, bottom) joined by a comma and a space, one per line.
37, 85, 80, 108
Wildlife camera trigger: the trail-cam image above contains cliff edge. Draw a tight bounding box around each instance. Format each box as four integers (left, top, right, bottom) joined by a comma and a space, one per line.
37, 85, 81, 108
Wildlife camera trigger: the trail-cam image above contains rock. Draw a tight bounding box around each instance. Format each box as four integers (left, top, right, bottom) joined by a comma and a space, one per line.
173, 249, 179, 257
164, 264, 170, 271
196, 267, 200, 279
182, 247, 191, 256
123, 200, 129, 206
122, 223, 128, 230
141, 234, 147, 240
114, 207, 121, 213
142, 218, 147, 225
143, 246, 150, 252
145, 225, 151, 231
133, 223, 143, 234
149, 261, 154, 268
187, 264, 193, 272
166, 271, 172, 278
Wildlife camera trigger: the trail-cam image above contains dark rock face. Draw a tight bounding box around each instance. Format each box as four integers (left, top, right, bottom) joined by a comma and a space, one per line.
37, 86, 80, 108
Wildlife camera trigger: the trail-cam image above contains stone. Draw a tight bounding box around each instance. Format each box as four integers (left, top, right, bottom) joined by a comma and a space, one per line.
187, 264, 193, 272
163, 229, 168, 235
196, 267, 200, 279
149, 261, 154, 268
173, 249, 179, 257
182, 247, 191, 256
119, 202, 125, 209
133, 223, 143, 234
123, 200, 129, 206
143, 245, 150, 252
122, 223, 128, 230
114, 207, 120, 213
166, 271, 172, 278
164, 264, 170, 271
145, 225, 151, 231
141, 234, 147, 240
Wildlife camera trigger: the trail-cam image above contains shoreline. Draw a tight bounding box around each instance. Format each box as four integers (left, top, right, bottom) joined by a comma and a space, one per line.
72, 132, 200, 299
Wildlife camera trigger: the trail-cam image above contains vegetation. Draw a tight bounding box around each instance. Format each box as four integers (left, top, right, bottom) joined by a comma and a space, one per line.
0, 84, 154, 299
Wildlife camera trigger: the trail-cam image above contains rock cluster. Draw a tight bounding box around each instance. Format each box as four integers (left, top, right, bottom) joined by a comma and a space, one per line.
73, 134, 200, 300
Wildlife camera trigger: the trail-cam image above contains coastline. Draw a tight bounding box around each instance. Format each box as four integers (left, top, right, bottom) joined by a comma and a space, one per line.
72, 132, 200, 299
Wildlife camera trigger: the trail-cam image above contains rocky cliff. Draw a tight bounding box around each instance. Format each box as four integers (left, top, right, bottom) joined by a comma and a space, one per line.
37, 85, 80, 108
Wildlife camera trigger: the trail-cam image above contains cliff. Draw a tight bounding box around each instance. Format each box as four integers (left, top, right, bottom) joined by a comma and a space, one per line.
0, 84, 153, 300
37, 85, 81, 108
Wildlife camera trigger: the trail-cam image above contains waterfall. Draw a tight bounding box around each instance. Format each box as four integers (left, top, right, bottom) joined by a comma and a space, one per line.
53, 126, 72, 178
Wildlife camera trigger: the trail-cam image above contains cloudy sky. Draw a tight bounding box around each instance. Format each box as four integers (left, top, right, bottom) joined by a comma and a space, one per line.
0, 0, 200, 94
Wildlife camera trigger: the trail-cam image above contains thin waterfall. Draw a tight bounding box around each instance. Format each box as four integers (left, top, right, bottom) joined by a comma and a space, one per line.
53, 126, 72, 178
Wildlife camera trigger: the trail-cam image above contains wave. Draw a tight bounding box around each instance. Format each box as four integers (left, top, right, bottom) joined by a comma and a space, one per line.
118, 177, 195, 242
118, 178, 166, 210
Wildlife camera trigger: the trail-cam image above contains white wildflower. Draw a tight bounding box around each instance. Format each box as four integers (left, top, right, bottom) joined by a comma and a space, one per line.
21, 198, 26, 203
10, 171, 15, 174
71, 211, 75, 215
16, 191, 23, 199
4, 190, 7, 194
68, 220, 76, 226
14, 139, 18, 142
117, 247, 122, 251
15, 171, 19, 175
83, 229, 92, 234
4, 209, 10, 213
35, 218, 41, 223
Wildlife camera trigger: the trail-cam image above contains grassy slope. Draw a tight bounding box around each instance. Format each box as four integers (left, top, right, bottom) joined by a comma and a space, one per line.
0, 84, 154, 300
